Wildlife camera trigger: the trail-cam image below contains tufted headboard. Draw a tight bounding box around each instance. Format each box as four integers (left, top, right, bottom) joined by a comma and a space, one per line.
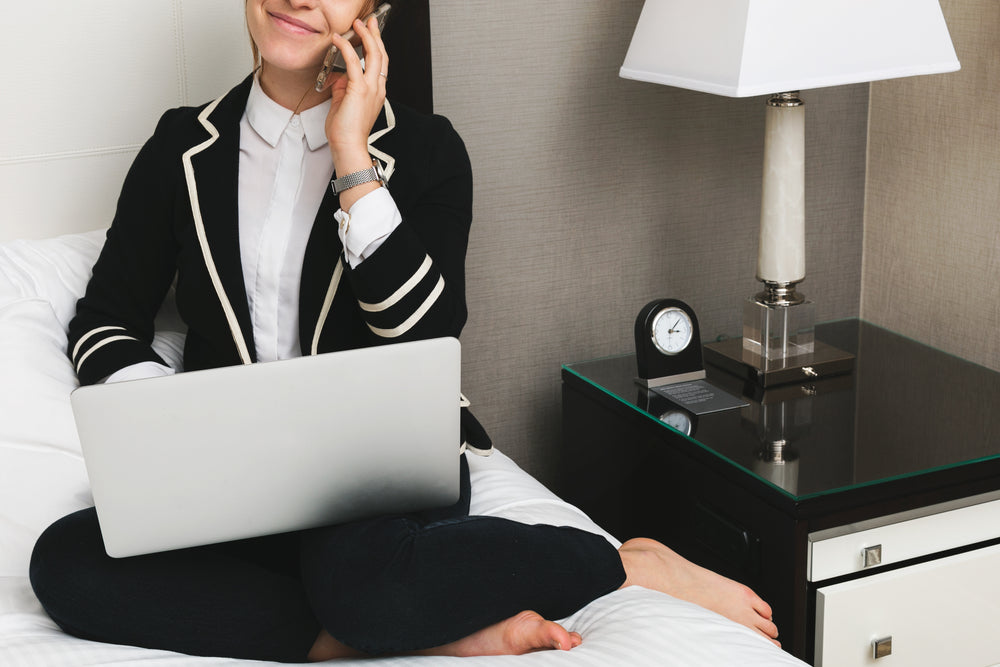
0, 0, 431, 243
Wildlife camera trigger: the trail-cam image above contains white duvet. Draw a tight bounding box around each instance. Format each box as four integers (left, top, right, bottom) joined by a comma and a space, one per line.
0, 231, 806, 666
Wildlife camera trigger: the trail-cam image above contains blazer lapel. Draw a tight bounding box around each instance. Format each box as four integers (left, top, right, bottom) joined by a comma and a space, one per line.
367, 101, 397, 180
182, 76, 256, 364
299, 100, 397, 354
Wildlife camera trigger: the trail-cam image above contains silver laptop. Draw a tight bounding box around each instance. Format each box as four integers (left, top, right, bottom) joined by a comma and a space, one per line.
71, 337, 461, 558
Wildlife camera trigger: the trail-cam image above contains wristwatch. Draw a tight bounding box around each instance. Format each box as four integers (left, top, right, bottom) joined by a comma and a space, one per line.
330, 158, 387, 196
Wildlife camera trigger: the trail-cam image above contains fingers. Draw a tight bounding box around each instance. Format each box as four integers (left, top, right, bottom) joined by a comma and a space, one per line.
368, 14, 389, 81
334, 16, 387, 83
355, 15, 388, 87
323, 15, 388, 161
370, 20, 389, 98
329, 30, 364, 81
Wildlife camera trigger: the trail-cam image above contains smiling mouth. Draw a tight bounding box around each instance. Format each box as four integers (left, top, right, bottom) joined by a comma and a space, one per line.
269, 12, 318, 35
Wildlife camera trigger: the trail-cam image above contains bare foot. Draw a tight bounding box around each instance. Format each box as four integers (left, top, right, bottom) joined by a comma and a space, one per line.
619, 538, 780, 646
307, 611, 581, 661
412, 610, 582, 657
308, 630, 365, 661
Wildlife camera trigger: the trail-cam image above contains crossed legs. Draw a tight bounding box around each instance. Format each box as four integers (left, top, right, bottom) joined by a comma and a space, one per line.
306, 537, 779, 661
31, 455, 777, 662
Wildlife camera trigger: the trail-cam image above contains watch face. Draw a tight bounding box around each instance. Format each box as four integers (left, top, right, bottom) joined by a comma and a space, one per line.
651, 307, 693, 356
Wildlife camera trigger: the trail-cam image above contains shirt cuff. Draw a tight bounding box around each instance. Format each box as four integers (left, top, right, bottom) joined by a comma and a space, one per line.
334, 187, 402, 269
104, 361, 176, 384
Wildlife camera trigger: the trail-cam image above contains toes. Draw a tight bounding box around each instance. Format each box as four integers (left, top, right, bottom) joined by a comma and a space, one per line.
547, 622, 577, 651
753, 597, 774, 621
513, 612, 577, 652
758, 618, 779, 639
743, 587, 773, 620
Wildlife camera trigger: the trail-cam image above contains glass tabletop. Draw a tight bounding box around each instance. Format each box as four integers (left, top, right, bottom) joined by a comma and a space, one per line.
563, 319, 1000, 501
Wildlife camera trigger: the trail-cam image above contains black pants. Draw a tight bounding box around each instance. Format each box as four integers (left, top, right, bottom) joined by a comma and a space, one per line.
29, 456, 626, 662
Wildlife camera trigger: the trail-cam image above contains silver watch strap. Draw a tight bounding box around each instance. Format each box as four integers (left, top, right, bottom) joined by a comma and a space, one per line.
331, 164, 382, 196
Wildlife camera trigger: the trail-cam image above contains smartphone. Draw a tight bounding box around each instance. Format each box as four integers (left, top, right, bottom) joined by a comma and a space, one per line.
315, 3, 392, 92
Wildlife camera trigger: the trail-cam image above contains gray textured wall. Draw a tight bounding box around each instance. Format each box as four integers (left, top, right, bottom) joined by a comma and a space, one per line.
862, 0, 1000, 371
429, 1, 868, 484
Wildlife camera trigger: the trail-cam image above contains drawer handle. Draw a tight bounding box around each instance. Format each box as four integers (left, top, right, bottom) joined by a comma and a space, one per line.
863, 544, 883, 568
872, 636, 893, 659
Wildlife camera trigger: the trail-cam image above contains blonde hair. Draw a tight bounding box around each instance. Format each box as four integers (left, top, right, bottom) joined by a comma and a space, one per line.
247, 12, 261, 73
250, 39, 261, 74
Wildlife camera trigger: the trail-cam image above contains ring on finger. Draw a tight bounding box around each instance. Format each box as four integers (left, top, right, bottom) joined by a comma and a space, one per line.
379, 71, 387, 78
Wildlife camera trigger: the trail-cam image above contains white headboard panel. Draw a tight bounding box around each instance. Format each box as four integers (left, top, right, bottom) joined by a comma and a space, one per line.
0, 0, 250, 242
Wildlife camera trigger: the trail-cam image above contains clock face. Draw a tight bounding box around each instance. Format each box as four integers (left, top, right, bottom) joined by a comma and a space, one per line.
651, 307, 693, 356
634, 298, 704, 385
660, 409, 692, 436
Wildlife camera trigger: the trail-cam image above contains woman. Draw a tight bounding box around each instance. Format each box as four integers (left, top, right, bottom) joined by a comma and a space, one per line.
30, 0, 779, 661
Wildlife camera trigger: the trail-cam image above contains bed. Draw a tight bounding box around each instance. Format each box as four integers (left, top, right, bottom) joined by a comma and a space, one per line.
0, 2, 807, 665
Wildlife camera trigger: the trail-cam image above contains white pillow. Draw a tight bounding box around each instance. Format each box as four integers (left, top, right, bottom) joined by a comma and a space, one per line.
0, 228, 184, 334
0, 231, 182, 576
0, 297, 90, 576
0, 229, 106, 324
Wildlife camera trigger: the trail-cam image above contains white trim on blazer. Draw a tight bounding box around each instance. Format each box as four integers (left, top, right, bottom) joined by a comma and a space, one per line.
183, 95, 254, 366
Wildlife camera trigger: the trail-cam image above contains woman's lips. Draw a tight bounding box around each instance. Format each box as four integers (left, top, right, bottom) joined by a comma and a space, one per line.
269, 12, 319, 35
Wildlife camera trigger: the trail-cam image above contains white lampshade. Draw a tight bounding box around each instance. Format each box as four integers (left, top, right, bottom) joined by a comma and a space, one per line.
621, 0, 960, 97
621, 0, 960, 381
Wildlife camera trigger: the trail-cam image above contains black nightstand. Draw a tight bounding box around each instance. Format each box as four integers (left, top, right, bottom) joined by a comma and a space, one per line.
559, 319, 1000, 665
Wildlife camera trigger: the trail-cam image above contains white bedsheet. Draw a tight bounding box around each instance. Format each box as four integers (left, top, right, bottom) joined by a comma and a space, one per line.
0, 232, 807, 666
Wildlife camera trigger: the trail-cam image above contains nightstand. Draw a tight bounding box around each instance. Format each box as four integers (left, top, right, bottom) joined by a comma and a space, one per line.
558, 319, 1000, 665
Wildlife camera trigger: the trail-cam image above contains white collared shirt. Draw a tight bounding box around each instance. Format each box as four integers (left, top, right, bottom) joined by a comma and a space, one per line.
105, 78, 401, 381
238, 77, 334, 362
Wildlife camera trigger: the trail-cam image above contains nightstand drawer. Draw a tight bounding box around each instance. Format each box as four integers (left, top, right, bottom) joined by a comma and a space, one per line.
815, 543, 1000, 667
808, 493, 1000, 582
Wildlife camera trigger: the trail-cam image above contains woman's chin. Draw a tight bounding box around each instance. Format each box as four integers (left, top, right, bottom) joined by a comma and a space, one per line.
260, 52, 325, 79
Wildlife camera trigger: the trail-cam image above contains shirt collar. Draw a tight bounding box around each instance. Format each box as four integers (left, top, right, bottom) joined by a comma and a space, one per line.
246, 75, 331, 151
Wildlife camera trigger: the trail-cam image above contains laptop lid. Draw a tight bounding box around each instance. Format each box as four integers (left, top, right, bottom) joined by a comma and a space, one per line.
71, 337, 461, 558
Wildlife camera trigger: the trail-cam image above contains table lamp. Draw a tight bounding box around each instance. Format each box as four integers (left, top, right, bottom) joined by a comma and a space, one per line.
620, 0, 959, 386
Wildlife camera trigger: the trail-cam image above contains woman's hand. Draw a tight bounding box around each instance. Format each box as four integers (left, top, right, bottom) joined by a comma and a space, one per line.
323, 15, 388, 181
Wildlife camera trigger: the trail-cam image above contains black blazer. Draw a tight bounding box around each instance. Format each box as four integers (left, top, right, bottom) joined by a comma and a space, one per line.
68, 75, 473, 386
